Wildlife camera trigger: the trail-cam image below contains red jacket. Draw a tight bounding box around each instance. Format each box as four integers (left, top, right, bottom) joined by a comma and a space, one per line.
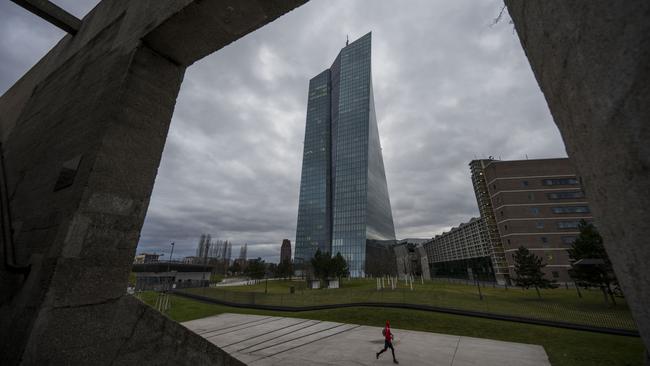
383, 326, 393, 341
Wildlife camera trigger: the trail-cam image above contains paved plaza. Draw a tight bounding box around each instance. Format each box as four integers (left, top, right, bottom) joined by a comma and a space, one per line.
183, 313, 551, 366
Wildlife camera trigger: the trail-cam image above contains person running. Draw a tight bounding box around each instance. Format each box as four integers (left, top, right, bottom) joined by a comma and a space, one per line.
376, 320, 398, 364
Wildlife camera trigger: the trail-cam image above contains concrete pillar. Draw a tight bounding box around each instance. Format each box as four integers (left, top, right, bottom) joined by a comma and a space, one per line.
505, 0, 650, 357
0, 1, 306, 364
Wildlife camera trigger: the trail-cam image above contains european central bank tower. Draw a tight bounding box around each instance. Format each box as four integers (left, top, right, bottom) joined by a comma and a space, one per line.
295, 33, 395, 277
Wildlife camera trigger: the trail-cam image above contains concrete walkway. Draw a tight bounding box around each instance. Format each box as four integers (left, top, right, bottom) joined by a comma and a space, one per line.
183, 314, 551, 366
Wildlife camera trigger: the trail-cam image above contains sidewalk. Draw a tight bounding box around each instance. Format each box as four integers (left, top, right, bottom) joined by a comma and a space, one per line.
183, 313, 551, 366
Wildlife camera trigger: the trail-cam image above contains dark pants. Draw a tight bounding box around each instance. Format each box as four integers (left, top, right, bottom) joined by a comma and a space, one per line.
378, 340, 396, 359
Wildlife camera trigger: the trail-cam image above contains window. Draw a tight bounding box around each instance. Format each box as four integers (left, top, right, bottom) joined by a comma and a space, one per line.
558, 221, 580, 229
562, 236, 576, 245
528, 193, 534, 201
522, 180, 529, 187
552, 206, 590, 214
543, 178, 579, 186
547, 191, 585, 200
540, 237, 548, 243
530, 207, 540, 215
536, 221, 544, 229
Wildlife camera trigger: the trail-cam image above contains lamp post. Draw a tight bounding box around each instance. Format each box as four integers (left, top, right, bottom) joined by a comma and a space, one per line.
167, 242, 175, 271
167, 242, 175, 290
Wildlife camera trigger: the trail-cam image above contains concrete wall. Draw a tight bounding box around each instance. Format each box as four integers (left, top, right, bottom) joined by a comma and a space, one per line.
505, 0, 650, 361
0, 1, 305, 364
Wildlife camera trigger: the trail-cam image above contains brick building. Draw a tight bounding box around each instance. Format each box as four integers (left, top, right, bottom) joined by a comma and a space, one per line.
470, 158, 593, 284
280, 239, 292, 264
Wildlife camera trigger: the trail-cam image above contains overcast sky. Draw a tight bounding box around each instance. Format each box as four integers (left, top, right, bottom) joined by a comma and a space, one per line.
0, 1, 567, 262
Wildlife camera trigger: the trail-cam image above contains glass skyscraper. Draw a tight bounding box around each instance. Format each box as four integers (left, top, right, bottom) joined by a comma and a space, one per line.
295, 33, 396, 277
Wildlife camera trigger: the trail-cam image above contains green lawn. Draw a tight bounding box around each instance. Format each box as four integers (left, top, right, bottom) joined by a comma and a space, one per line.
210, 273, 224, 283
136, 292, 644, 366
179, 278, 636, 330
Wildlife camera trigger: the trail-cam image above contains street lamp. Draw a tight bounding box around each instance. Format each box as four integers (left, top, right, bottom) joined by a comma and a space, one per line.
167, 242, 175, 290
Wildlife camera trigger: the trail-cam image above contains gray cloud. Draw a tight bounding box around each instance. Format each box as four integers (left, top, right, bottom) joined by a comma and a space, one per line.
1, 0, 566, 262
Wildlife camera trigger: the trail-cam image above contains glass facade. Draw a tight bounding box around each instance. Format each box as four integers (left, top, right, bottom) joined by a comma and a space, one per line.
295, 70, 331, 264
295, 33, 395, 277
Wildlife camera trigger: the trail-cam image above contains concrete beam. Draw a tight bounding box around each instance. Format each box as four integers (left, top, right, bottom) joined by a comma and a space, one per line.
0, 1, 307, 364
10, 0, 82, 35
505, 0, 650, 361
144, 0, 307, 66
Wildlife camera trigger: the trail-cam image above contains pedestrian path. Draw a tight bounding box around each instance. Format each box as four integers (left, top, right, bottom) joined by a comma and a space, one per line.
183, 313, 551, 366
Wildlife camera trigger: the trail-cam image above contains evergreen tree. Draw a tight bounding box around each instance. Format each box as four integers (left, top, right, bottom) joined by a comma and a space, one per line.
267, 263, 278, 278
245, 258, 266, 279
567, 220, 619, 306
276, 260, 293, 279
331, 252, 350, 286
229, 261, 241, 275
310, 249, 331, 282
513, 246, 554, 298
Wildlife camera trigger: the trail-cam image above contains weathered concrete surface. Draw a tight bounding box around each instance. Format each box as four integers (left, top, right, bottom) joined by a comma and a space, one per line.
505, 0, 650, 361
184, 313, 551, 366
23, 296, 244, 365
0, 1, 306, 365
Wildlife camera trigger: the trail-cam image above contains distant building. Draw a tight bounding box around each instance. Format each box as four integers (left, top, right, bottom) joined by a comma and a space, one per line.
195, 234, 212, 260
133, 253, 161, 264
192, 235, 232, 274
280, 239, 292, 264
470, 158, 593, 284
394, 241, 431, 280
131, 263, 213, 291
423, 217, 493, 280
182, 256, 199, 264
362, 239, 430, 279
238, 243, 248, 268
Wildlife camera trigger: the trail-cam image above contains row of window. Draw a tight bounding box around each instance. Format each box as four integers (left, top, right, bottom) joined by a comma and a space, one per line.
547, 191, 585, 199
500, 177, 580, 189
503, 220, 581, 230
502, 206, 590, 216
543, 178, 579, 186
551, 206, 590, 214
507, 236, 576, 246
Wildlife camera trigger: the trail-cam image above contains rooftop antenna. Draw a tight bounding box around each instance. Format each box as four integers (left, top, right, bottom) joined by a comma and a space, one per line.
346, 34, 349, 46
